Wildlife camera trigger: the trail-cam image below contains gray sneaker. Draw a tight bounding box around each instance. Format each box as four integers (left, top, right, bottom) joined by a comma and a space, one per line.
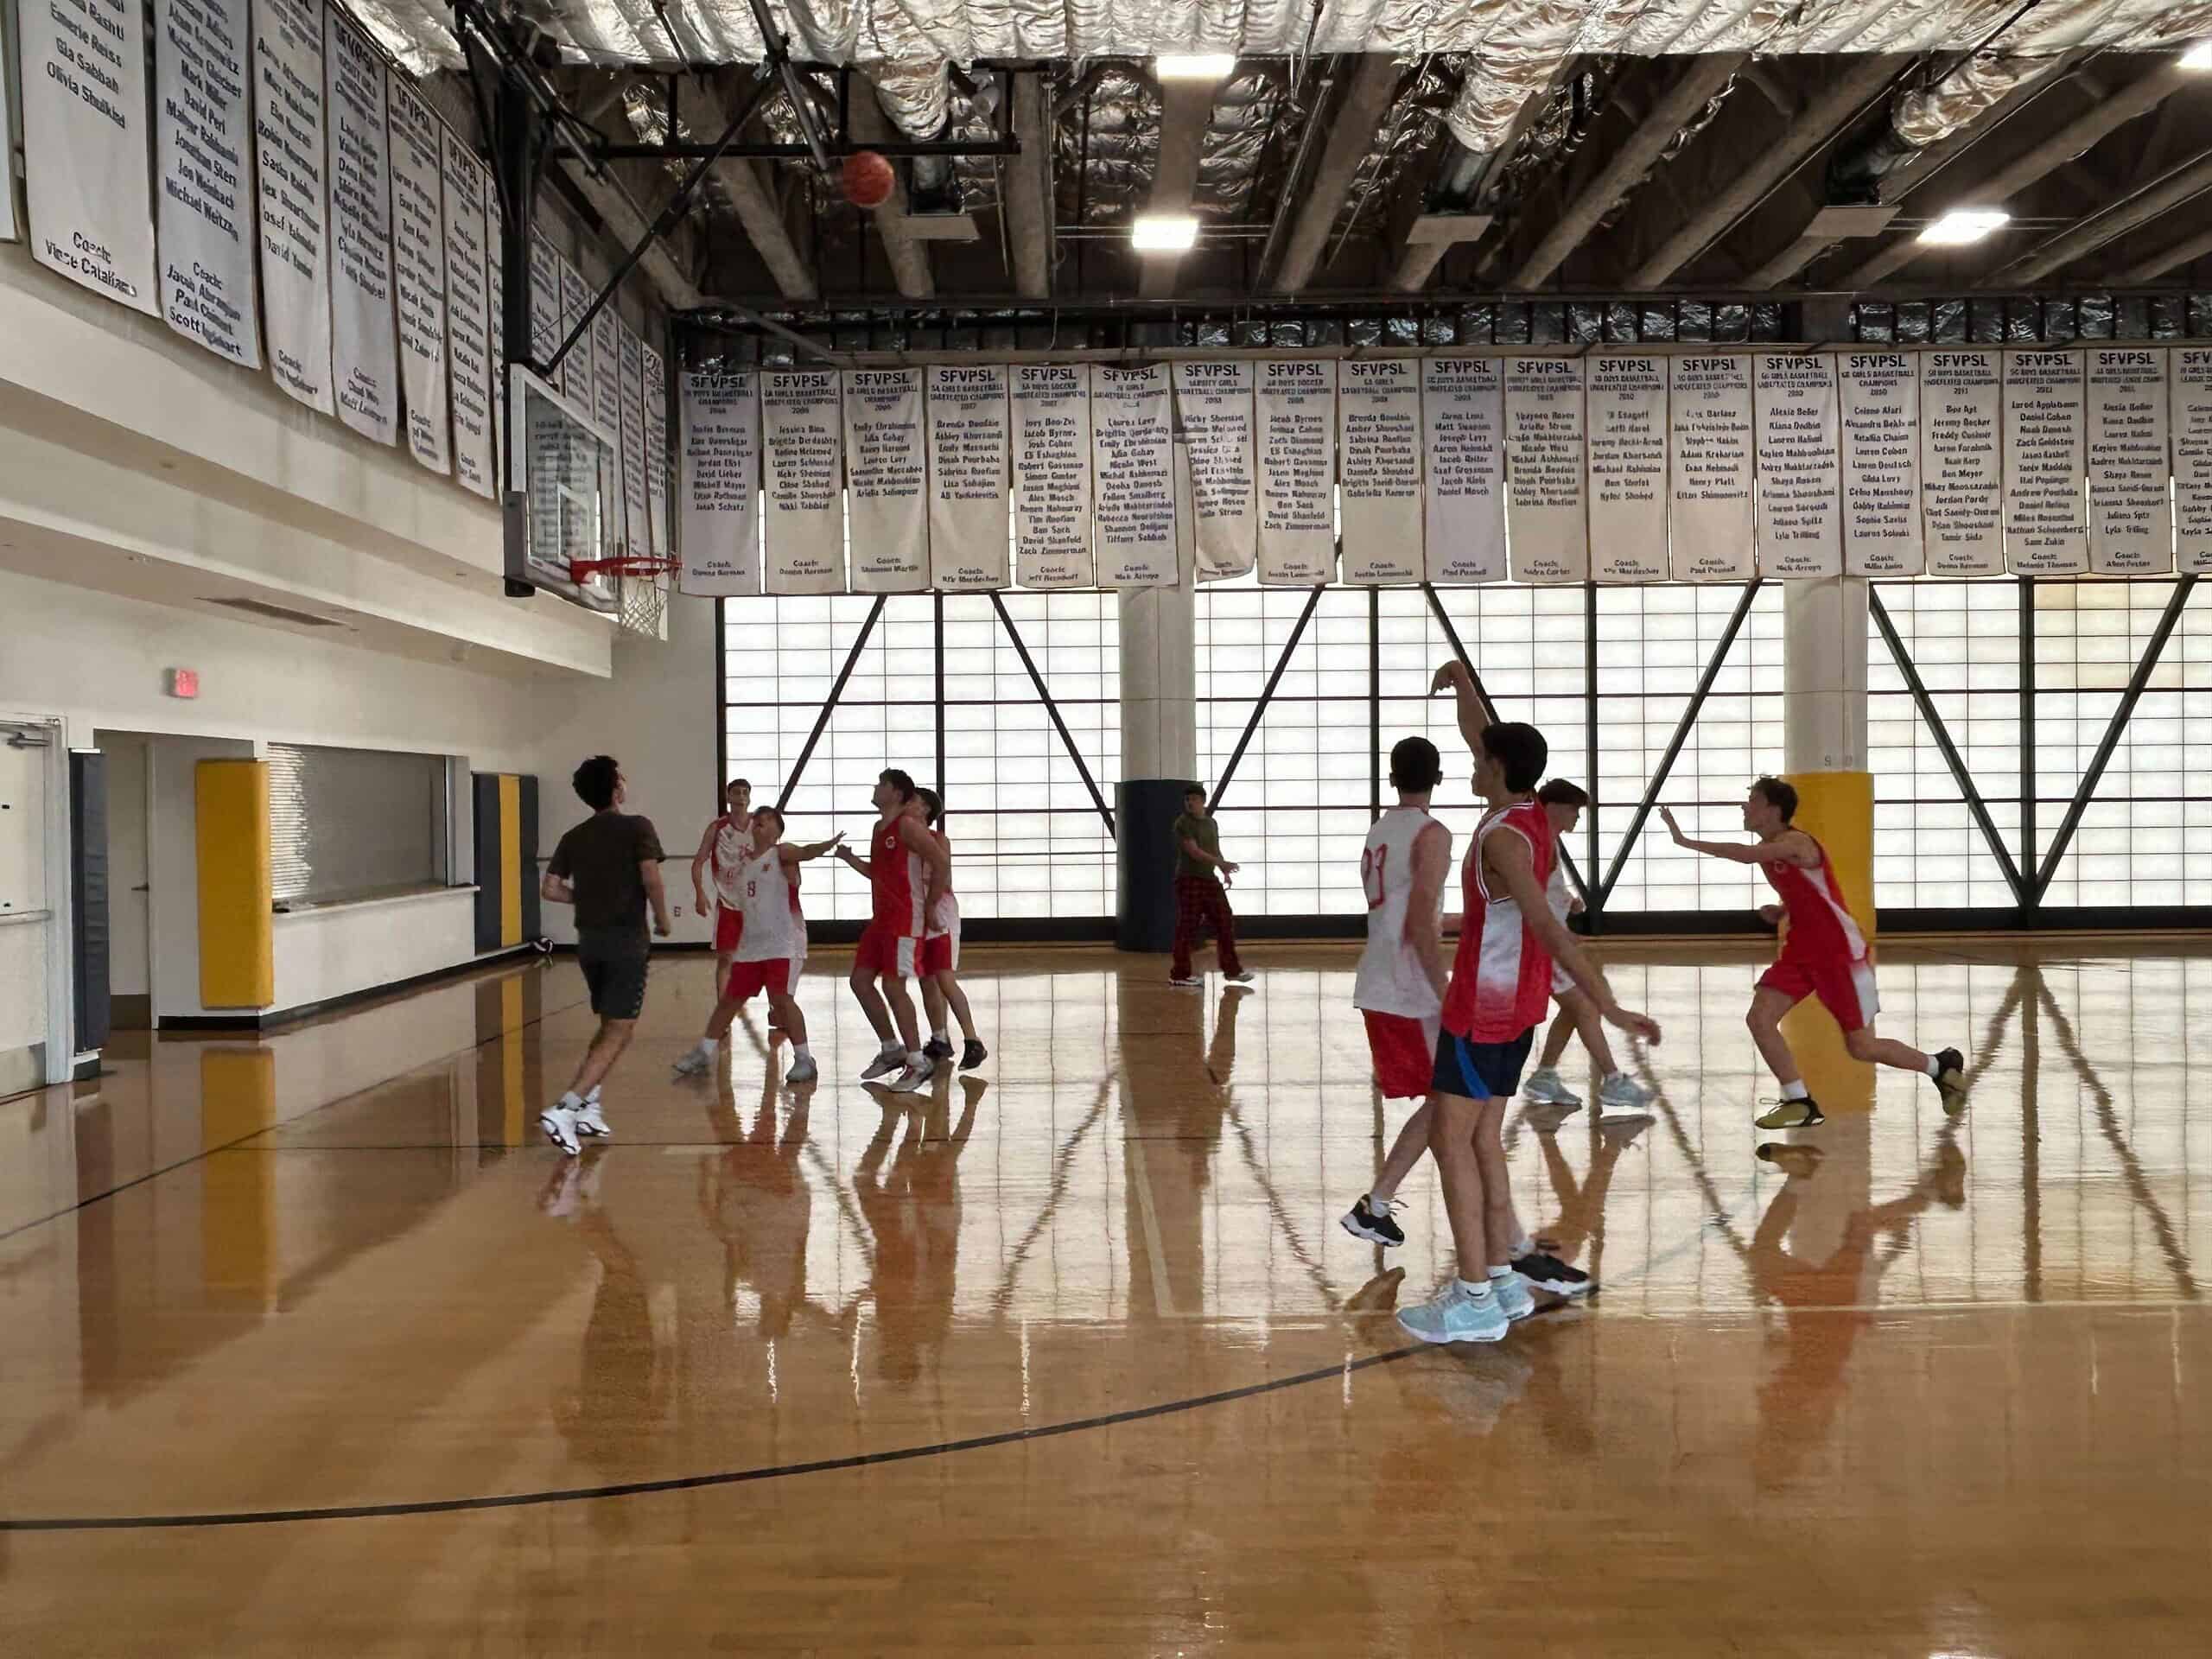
860, 1049, 906, 1081
671, 1048, 714, 1078
1595, 1072, 1652, 1116
784, 1055, 818, 1086
1396, 1281, 1510, 1344
1522, 1066, 1582, 1108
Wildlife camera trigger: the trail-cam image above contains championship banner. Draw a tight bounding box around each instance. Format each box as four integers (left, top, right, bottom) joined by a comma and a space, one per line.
156, 0, 261, 365
1503, 357, 1589, 582
485, 210, 504, 469
1255, 359, 1339, 585
251, 0, 332, 412
1339, 358, 1424, 584
2002, 348, 2088, 575
440, 128, 495, 499
619, 323, 651, 556
1667, 353, 1755, 582
22, 0, 158, 312
528, 233, 558, 372
556, 252, 588, 404
1919, 349, 2004, 577
925, 364, 1011, 591
842, 367, 928, 592
1838, 349, 1922, 576
1421, 358, 1506, 584
1091, 365, 1177, 588
2172, 346, 2212, 575
387, 75, 448, 474
642, 341, 671, 558
1171, 361, 1256, 582
324, 10, 397, 444
1753, 352, 1842, 578
1585, 354, 1668, 582
1012, 362, 1094, 589
590, 296, 621, 461
2085, 346, 2172, 575
678, 369, 760, 595
762, 369, 843, 594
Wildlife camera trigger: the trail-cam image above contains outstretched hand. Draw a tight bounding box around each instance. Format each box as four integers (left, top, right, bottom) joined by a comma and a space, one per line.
1431, 660, 1470, 696
1658, 805, 1687, 844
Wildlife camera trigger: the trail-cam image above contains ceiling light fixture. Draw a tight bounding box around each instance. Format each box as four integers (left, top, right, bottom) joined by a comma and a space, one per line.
1132, 213, 1200, 252
1155, 54, 1236, 81
1918, 207, 2010, 246
2182, 41, 2212, 69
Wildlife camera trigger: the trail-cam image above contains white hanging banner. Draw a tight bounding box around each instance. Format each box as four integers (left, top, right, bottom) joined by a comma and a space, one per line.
556, 253, 588, 405
486, 211, 504, 470
925, 364, 1011, 592
440, 128, 494, 499
678, 368, 760, 595
1667, 354, 1756, 582
590, 297, 621, 466
842, 368, 929, 592
1754, 352, 1843, 578
619, 323, 652, 556
1421, 358, 1506, 584
324, 10, 397, 444
251, 0, 332, 412
1339, 358, 1424, 585
1091, 365, 1178, 588
387, 75, 448, 474
528, 232, 558, 372
762, 369, 843, 594
1837, 349, 1922, 576
1012, 363, 1094, 589
643, 341, 671, 558
155, 0, 261, 365
2085, 346, 2172, 575
1503, 357, 1588, 583
22, 0, 159, 312
2172, 346, 2212, 575
1585, 354, 1668, 583
1255, 359, 1339, 585
1919, 349, 2004, 577
2002, 347, 2088, 575
1171, 361, 1256, 582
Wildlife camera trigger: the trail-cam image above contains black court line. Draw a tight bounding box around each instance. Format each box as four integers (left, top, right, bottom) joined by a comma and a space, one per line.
0, 1341, 1435, 1532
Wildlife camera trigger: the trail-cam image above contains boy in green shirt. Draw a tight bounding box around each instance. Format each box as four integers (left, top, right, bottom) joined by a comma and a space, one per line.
1170, 785, 1253, 988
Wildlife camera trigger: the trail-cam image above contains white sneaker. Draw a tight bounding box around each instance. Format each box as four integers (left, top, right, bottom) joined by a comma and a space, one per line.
1224, 970, 1254, 986
671, 1049, 714, 1078
892, 1055, 936, 1093
1168, 976, 1202, 989
860, 1049, 906, 1081
1522, 1066, 1582, 1108
574, 1101, 611, 1140
1596, 1072, 1652, 1116
538, 1106, 581, 1156
785, 1056, 818, 1085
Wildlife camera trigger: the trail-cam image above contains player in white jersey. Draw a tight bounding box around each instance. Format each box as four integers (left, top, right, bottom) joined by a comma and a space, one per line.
912, 789, 988, 1071
672, 808, 842, 1086
1519, 779, 1654, 1118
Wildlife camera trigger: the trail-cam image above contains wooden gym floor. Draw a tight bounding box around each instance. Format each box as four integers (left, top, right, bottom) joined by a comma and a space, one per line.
3, 937, 2209, 1654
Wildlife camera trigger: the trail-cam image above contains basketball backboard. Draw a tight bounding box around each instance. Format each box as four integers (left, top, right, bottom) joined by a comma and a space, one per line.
504, 362, 626, 613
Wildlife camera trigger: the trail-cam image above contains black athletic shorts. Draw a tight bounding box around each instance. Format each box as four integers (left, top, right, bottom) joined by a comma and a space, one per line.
577, 927, 651, 1021
1430, 1026, 1536, 1102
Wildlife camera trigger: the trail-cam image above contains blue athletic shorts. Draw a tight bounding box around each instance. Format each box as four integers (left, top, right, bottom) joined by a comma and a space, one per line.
1430, 1026, 1536, 1101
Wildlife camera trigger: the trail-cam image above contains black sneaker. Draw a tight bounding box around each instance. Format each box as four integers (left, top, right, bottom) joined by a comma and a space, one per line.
922, 1037, 954, 1062
1512, 1250, 1592, 1297
960, 1038, 988, 1071
1754, 1096, 1825, 1130
1339, 1195, 1406, 1248
1932, 1046, 1967, 1113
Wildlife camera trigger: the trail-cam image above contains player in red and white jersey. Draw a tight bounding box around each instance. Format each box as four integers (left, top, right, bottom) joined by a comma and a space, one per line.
673, 808, 842, 1086
1521, 779, 1653, 1120
836, 768, 950, 1093
690, 777, 753, 982
912, 789, 987, 1072
1398, 660, 1660, 1347
1662, 779, 1966, 1130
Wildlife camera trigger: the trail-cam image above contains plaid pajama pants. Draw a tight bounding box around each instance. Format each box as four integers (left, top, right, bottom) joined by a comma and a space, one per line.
1171, 874, 1243, 979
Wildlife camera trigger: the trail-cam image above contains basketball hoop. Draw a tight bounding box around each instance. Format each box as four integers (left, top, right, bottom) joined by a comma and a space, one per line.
569, 554, 680, 639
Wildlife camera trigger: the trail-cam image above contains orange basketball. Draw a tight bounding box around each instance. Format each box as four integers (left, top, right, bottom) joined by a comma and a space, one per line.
842, 149, 894, 209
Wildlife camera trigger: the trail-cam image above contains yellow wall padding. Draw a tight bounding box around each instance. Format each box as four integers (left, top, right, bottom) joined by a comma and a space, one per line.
195, 759, 273, 1009
498, 772, 522, 949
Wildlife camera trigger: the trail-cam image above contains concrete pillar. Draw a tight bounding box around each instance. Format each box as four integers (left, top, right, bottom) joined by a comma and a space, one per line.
1116, 582, 1197, 951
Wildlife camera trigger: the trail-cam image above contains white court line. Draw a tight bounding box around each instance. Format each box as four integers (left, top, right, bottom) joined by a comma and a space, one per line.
1124, 1136, 1178, 1318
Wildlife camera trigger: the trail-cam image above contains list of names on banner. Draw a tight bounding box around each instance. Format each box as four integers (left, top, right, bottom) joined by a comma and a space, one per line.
618, 325, 651, 557
1753, 352, 1841, 578
2085, 347, 2170, 575
762, 370, 843, 594
324, 11, 396, 444
485, 210, 504, 461
250, 0, 331, 412
528, 234, 558, 372
1012, 364, 1094, 588
678, 369, 760, 595
842, 368, 928, 591
439, 130, 493, 498
1421, 359, 1506, 584
387, 77, 448, 474
1256, 359, 1338, 585
1338, 359, 1424, 584
2173, 348, 2212, 575
925, 365, 1011, 592
1091, 365, 1177, 587
1172, 362, 1256, 581
1586, 355, 1667, 583
642, 342, 671, 558
2002, 349, 2088, 575
22, 0, 160, 313
1837, 351, 1922, 575
591, 302, 622, 456
1668, 355, 1755, 582
1503, 358, 1588, 582
1918, 350, 2003, 577
155, 0, 261, 366
556, 254, 588, 404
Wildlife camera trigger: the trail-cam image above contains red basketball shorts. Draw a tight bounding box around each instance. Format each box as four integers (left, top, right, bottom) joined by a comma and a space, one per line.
725, 956, 795, 1002
854, 922, 920, 980
1363, 1009, 1440, 1100
1758, 952, 1881, 1033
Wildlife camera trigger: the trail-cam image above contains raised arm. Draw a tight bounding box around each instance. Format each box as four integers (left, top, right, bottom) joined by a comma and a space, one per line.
1432, 658, 1490, 755
1659, 807, 1818, 868
836, 837, 874, 879
1404, 819, 1452, 1007
779, 832, 844, 867
1485, 830, 1660, 1045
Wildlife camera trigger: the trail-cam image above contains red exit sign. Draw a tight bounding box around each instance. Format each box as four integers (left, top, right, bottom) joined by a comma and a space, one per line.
167, 668, 199, 699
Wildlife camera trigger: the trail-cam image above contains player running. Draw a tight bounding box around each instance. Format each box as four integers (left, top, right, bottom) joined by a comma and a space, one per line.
836, 768, 951, 1093
1661, 780, 1965, 1130
912, 788, 987, 1072
672, 807, 841, 1085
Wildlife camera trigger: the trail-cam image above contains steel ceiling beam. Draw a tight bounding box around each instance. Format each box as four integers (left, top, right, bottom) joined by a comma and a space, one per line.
1266, 55, 1402, 294
2115, 222, 2212, 284
849, 76, 936, 299
1992, 147, 2212, 285
1002, 69, 1054, 298
1136, 79, 1217, 301
673, 72, 818, 302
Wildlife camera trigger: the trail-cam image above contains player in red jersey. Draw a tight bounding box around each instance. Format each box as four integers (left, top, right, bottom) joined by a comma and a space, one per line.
1397, 661, 1660, 1346
836, 768, 950, 1094
690, 777, 753, 982
912, 788, 987, 1071
1662, 779, 1966, 1130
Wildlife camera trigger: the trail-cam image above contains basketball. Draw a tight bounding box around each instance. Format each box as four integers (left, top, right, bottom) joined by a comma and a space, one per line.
841, 149, 894, 209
